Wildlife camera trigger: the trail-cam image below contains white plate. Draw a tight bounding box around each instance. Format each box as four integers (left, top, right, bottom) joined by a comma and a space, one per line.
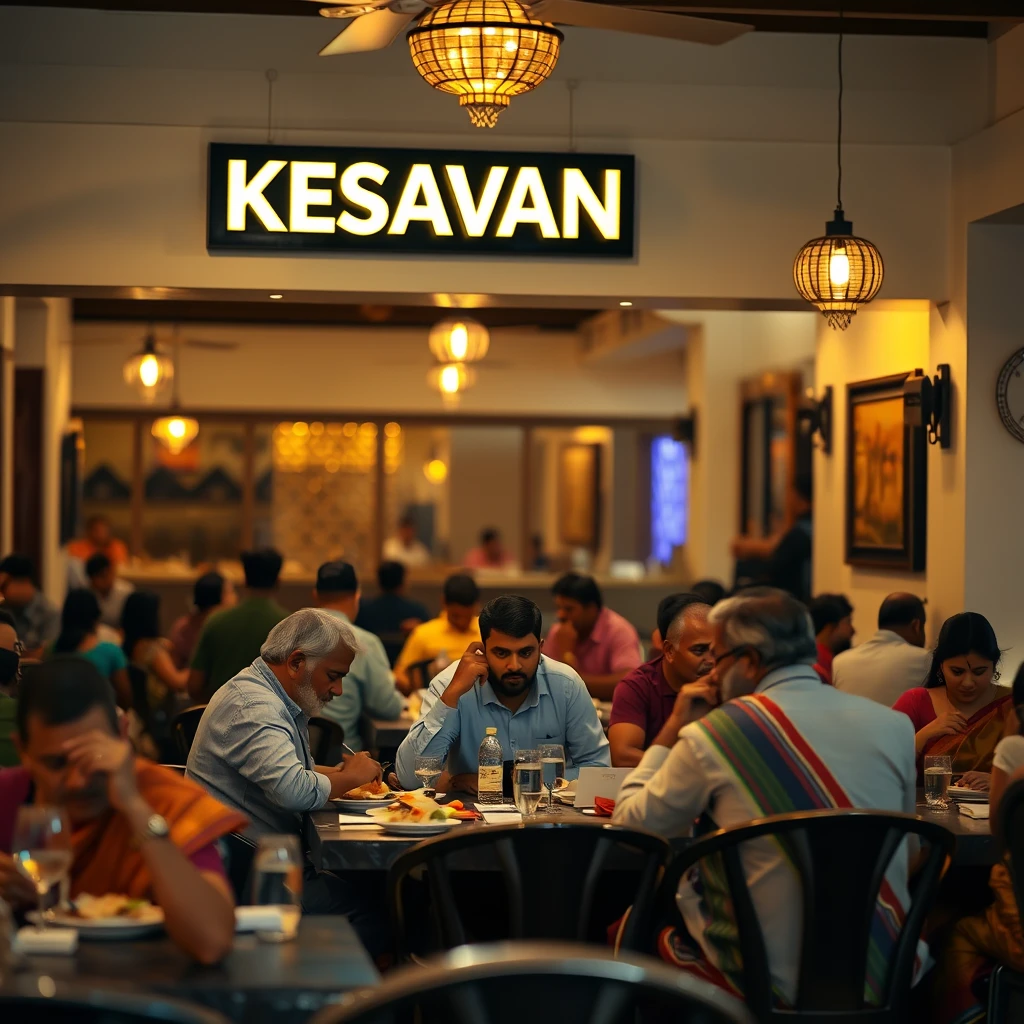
331, 794, 405, 813
365, 808, 461, 836
949, 786, 989, 802
29, 908, 165, 941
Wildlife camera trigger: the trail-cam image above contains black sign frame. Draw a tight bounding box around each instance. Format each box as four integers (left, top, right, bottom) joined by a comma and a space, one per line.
207, 143, 635, 259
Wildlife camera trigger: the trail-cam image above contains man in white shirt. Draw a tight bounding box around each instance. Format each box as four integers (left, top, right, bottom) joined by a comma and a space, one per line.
382, 516, 432, 569
86, 553, 134, 631
613, 587, 919, 1007
832, 592, 931, 706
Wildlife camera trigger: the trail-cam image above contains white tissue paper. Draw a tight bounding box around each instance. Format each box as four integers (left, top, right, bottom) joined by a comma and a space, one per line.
958, 803, 990, 819
14, 926, 78, 955
234, 906, 286, 933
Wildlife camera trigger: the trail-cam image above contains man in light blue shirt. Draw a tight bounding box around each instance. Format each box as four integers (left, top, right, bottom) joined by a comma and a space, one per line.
396, 596, 610, 792
312, 560, 403, 750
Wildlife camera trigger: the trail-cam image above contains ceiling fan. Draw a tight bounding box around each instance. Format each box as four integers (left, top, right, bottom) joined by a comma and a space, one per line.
309, 0, 752, 58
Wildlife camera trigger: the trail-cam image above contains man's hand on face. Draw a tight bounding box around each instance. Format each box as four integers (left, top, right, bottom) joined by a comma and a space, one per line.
442, 643, 491, 707
652, 681, 720, 750
62, 729, 139, 813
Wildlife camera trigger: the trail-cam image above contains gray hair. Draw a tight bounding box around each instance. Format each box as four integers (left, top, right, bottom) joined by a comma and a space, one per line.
665, 602, 710, 648
708, 587, 817, 671
261, 608, 362, 665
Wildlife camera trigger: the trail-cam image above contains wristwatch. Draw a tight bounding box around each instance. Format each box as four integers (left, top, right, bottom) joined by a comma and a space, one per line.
140, 813, 170, 842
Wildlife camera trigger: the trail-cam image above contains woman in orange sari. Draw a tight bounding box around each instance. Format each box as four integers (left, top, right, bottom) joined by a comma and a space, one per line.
892, 612, 1010, 790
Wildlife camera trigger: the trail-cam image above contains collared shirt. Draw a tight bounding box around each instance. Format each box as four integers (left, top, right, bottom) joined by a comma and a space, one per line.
356, 592, 432, 666
832, 630, 933, 707
8, 592, 60, 653
545, 607, 643, 679
317, 609, 403, 751
93, 578, 134, 630
609, 656, 677, 749
393, 612, 481, 687
186, 657, 330, 840
395, 654, 610, 787
382, 536, 432, 568
613, 664, 917, 1005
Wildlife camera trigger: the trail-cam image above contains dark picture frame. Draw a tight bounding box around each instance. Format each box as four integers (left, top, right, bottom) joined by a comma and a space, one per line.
845, 371, 926, 571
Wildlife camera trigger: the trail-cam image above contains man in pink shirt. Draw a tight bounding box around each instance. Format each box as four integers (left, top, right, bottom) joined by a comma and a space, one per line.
463, 528, 517, 571
545, 573, 643, 700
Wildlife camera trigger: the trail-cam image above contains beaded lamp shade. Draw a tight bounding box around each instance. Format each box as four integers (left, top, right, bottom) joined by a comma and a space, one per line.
151, 416, 199, 456
428, 317, 490, 363
408, 0, 562, 128
793, 210, 884, 331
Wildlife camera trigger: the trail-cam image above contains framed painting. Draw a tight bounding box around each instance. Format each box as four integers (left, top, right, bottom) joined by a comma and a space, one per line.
559, 443, 602, 550
845, 372, 926, 571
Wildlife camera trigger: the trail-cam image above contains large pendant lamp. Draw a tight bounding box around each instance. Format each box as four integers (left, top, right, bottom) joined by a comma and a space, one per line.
428, 361, 476, 407
793, 5, 883, 331
429, 316, 490, 364
123, 332, 174, 403
150, 346, 199, 455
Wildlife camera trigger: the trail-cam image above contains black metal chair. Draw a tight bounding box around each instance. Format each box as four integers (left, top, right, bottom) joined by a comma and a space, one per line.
308, 941, 754, 1024
388, 822, 671, 961
170, 704, 208, 762
308, 716, 345, 765
651, 809, 954, 1022
223, 830, 257, 906
0, 980, 230, 1023
987, 778, 1024, 1023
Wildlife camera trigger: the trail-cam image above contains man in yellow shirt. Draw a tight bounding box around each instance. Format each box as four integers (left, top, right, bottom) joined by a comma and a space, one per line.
393, 575, 481, 694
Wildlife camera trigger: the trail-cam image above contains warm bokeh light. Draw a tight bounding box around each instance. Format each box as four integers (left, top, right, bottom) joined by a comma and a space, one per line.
428, 317, 489, 364
427, 361, 476, 406
139, 354, 160, 388
151, 415, 199, 455
441, 365, 461, 394
424, 458, 449, 484
123, 339, 173, 402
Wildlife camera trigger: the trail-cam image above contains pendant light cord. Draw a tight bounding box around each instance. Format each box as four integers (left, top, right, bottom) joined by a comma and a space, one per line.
836, 1, 844, 212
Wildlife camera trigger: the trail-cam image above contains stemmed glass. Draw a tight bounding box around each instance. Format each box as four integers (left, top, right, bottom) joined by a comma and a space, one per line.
512, 749, 542, 818
414, 755, 444, 798
12, 806, 73, 929
539, 743, 566, 815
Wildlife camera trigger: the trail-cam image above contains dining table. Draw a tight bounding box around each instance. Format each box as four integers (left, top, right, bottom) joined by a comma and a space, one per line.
915, 793, 995, 866
4, 915, 379, 1024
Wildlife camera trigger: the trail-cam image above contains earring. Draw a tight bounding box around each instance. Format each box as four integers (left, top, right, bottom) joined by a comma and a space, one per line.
994, 670, 1002, 683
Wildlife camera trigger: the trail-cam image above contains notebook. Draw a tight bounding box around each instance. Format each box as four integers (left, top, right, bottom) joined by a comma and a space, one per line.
573, 767, 632, 808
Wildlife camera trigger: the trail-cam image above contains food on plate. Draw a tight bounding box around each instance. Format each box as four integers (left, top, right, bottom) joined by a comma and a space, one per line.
342, 779, 393, 800
69, 893, 163, 922
377, 792, 463, 823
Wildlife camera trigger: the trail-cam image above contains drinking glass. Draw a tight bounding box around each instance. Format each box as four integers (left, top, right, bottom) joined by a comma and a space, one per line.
539, 743, 566, 814
512, 749, 542, 818
414, 755, 443, 798
11, 806, 72, 929
251, 834, 303, 942
924, 755, 953, 808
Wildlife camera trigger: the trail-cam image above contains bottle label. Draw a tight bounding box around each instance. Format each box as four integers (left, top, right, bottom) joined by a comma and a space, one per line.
477, 765, 502, 791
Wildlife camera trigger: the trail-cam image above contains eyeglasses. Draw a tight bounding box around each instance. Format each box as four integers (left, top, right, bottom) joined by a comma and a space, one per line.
712, 645, 752, 668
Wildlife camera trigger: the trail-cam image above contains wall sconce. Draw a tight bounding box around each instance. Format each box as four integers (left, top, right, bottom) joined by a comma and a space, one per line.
805, 386, 833, 455
904, 365, 951, 449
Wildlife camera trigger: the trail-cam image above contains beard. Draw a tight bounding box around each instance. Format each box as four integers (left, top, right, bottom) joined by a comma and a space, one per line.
489, 665, 538, 699
295, 668, 328, 718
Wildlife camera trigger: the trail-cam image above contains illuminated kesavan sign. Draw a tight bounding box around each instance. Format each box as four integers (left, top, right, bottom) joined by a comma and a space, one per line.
207, 144, 635, 258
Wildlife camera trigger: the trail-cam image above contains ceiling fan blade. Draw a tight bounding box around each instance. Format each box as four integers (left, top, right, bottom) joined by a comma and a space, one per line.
529, 0, 750, 45
318, 8, 417, 56
181, 339, 239, 351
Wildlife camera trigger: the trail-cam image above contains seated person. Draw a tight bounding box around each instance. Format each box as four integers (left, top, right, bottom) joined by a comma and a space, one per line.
808, 593, 854, 683
0, 609, 22, 767
169, 571, 236, 671
650, 591, 705, 654
355, 561, 430, 667
382, 515, 432, 569
67, 514, 130, 567
395, 596, 610, 794
0, 658, 241, 963
689, 579, 727, 607
313, 560, 403, 751
86, 553, 135, 632
608, 595, 712, 768
51, 589, 131, 709
463, 527, 517, 571
545, 573, 643, 700
0, 554, 60, 659
393, 574, 481, 695
613, 588, 919, 1007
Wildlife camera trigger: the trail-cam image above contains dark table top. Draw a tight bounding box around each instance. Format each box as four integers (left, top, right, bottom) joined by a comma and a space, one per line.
915, 794, 995, 866
6, 916, 379, 1023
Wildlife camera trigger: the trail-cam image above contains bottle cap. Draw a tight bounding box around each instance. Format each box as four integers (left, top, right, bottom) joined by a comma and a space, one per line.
485, 727, 497, 735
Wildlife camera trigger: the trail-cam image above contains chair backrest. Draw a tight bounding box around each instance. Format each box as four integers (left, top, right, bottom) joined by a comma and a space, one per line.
309, 941, 754, 1024
307, 716, 345, 765
996, 776, 1024, 913
223, 830, 257, 905
171, 704, 208, 762
388, 822, 670, 960
653, 809, 954, 1021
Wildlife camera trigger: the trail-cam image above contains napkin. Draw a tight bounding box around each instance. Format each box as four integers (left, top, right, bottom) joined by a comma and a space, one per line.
337, 813, 384, 829
958, 803, 990, 819
14, 926, 78, 955
482, 810, 522, 825
235, 906, 289, 933
473, 803, 518, 812
593, 796, 616, 818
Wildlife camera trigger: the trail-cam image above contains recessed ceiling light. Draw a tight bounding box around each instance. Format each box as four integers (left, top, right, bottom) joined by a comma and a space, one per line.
269, 293, 283, 300
619, 300, 633, 307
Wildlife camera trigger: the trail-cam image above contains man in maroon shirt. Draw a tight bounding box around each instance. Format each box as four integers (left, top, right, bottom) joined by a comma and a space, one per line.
608, 595, 714, 767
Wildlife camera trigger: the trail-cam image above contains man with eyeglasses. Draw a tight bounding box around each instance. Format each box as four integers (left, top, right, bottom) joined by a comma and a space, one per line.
613, 587, 920, 1008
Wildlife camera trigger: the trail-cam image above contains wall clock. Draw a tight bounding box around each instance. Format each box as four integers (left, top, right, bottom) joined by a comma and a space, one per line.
997, 348, 1024, 445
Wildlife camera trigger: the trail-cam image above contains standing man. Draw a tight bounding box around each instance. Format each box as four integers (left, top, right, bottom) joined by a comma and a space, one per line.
0, 554, 60, 659
188, 549, 287, 703
396, 596, 609, 793
85, 553, 135, 631
833, 592, 932, 705
808, 593, 855, 684
609, 596, 712, 767
545, 573, 643, 700
355, 561, 430, 667
313, 561, 403, 750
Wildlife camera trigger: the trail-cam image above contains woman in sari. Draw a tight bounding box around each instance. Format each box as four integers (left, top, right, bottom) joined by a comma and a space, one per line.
892, 612, 1010, 790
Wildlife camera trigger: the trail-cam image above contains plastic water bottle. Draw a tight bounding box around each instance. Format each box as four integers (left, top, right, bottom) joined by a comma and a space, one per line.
477, 727, 504, 805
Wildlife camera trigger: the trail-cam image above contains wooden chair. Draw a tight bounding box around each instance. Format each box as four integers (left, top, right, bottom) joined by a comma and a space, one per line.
170, 704, 208, 762
308, 716, 345, 765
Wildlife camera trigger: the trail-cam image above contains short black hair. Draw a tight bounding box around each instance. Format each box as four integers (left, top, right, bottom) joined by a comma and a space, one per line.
193, 572, 226, 612
808, 594, 853, 635
242, 548, 283, 589
0, 554, 35, 581
926, 612, 1002, 689
121, 590, 162, 654
552, 572, 603, 609
54, 588, 102, 654
656, 592, 710, 640
443, 573, 480, 607
878, 593, 926, 631
480, 528, 500, 545
17, 656, 119, 740
1013, 663, 1024, 732
377, 561, 406, 593
85, 552, 111, 579
480, 596, 543, 644
690, 580, 727, 607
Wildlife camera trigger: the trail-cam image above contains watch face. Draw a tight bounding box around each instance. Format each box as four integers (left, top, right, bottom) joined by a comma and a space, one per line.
997, 348, 1024, 445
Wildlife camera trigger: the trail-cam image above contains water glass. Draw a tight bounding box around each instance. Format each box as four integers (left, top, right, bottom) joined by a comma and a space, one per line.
512, 749, 542, 818
539, 743, 566, 814
414, 755, 443, 797
924, 755, 953, 808
11, 806, 72, 929
251, 834, 303, 942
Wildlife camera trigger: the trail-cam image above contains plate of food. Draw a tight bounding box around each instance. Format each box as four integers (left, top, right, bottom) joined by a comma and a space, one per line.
948, 785, 989, 803
331, 779, 407, 812
366, 793, 467, 836
32, 894, 165, 940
